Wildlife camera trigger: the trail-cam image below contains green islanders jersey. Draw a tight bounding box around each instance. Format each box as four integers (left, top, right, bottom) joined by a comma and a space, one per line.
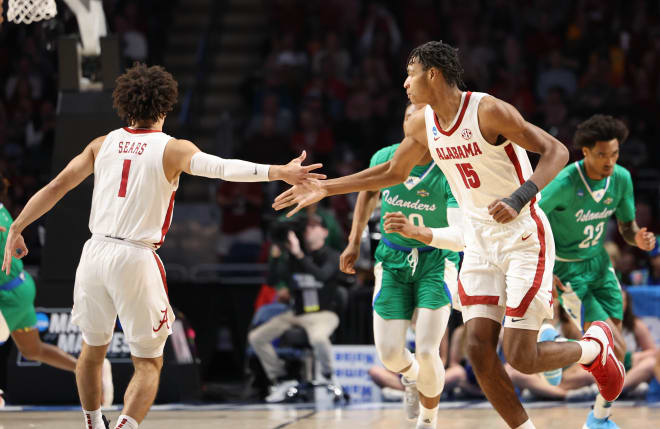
539, 161, 635, 260
370, 144, 458, 248
0, 203, 23, 284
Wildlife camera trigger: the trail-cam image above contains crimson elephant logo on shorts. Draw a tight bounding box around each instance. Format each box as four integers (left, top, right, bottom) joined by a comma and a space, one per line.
153, 308, 170, 332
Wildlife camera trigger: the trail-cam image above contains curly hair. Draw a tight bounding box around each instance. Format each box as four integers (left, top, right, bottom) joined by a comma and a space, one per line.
112, 63, 178, 126
574, 114, 629, 149
407, 41, 465, 89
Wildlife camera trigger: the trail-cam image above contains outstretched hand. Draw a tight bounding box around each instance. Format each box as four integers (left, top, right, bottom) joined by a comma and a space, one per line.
277, 151, 326, 185
272, 179, 328, 217
2, 227, 28, 274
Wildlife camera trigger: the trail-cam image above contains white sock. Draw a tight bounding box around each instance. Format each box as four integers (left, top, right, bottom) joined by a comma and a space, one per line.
115, 414, 138, 429
593, 394, 613, 419
401, 356, 419, 381
418, 403, 438, 426
514, 419, 536, 429
577, 340, 601, 365
82, 408, 105, 429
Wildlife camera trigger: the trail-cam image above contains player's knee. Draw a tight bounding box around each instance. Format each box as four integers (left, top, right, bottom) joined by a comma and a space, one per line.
415, 344, 439, 366
507, 357, 535, 374
466, 337, 500, 372
377, 343, 405, 371
133, 356, 163, 374
465, 336, 485, 367
82, 331, 113, 348
504, 346, 535, 374
129, 336, 167, 359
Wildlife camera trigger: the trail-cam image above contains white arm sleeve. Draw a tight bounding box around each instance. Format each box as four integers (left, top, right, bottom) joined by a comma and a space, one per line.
429, 207, 465, 251
189, 152, 270, 182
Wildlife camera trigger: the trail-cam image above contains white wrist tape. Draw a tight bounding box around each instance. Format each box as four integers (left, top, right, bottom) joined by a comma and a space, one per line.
189, 152, 270, 182
429, 226, 464, 251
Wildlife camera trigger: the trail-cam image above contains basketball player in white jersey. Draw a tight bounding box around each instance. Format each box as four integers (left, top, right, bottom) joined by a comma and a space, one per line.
273, 41, 625, 429
1, 63, 325, 429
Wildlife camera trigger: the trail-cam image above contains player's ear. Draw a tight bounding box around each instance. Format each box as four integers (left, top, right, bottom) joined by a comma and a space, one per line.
582, 146, 589, 158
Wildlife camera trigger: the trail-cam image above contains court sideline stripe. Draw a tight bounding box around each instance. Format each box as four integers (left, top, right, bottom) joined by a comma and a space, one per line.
271, 410, 317, 429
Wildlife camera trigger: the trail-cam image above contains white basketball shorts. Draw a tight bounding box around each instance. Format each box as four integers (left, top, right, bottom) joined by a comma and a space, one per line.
458, 207, 555, 330
71, 235, 175, 357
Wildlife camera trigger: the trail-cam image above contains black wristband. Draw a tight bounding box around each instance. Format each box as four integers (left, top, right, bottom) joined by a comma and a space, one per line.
501, 180, 539, 214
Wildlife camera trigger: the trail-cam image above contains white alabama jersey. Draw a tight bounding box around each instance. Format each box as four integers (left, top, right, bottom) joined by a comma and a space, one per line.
424, 91, 539, 221
88, 127, 178, 248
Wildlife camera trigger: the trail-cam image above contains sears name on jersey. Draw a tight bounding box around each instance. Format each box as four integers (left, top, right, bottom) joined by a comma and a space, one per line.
575, 207, 616, 222
382, 189, 436, 211
433, 141, 483, 160
118, 141, 147, 155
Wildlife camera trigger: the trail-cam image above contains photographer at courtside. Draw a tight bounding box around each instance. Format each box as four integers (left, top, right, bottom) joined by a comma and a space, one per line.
248, 215, 341, 402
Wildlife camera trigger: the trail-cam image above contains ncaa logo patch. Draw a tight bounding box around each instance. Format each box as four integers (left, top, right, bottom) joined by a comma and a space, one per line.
461, 128, 472, 140
36, 312, 49, 332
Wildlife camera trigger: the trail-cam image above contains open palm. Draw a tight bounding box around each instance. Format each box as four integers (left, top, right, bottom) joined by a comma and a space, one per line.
272, 179, 328, 217
279, 150, 326, 185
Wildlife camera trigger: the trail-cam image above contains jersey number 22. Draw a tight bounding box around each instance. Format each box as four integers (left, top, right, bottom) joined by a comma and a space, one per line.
579, 221, 605, 248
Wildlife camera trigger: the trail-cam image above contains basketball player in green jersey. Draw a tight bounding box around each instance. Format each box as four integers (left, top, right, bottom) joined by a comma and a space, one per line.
539, 114, 655, 429
340, 103, 463, 429
0, 175, 114, 407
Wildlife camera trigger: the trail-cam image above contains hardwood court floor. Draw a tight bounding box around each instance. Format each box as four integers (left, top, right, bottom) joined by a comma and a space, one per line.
0, 403, 658, 428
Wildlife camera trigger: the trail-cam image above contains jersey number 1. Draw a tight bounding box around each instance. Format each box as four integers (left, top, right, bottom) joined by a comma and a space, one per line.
118, 159, 132, 197
456, 163, 480, 188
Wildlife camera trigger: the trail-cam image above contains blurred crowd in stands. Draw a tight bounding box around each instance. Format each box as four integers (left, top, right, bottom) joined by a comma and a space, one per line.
229, 0, 660, 285
2, 0, 659, 278
2, 0, 660, 398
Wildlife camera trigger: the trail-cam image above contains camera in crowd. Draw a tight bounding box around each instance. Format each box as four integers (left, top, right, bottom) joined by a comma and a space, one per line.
269, 216, 308, 251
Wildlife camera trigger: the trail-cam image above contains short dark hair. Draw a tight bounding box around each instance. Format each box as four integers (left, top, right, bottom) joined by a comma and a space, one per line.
112, 63, 178, 125
407, 41, 465, 89
574, 114, 629, 149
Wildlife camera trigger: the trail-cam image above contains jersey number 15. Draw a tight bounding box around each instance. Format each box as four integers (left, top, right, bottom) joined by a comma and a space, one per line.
456, 163, 481, 189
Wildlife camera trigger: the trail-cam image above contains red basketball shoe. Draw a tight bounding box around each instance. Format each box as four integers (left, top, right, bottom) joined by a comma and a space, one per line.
580, 321, 625, 402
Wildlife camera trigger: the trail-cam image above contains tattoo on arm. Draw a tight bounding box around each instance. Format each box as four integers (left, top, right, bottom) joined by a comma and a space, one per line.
618, 220, 638, 246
